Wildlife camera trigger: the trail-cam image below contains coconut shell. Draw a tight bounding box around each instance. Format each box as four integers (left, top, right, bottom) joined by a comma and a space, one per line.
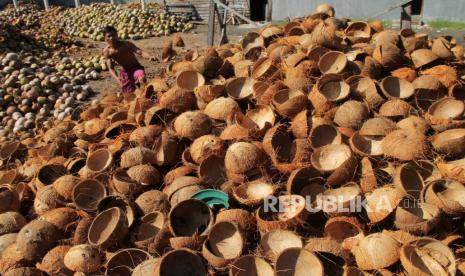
16, 220, 60, 261
225, 142, 265, 176
174, 111, 212, 140
0, 243, 32, 274
229, 255, 274, 276
53, 175, 81, 201
334, 100, 369, 129
4, 267, 42, 276
72, 216, 93, 246
391, 67, 417, 82
64, 244, 101, 273
39, 207, 79, 235
382, 129, 427, 161
120, 147, 156, 168
275, 248, 324, 276
353, 233, 401, 270
136, 190, 170, 216
159, 87, 195, 113
397, 115, 429, 134
88, 207, 128, 248
0, 212, 26, 236
129, 125, 163, 148
72, 179, 106, 211
431, 128, 465, 157
395, 198, 441, 235
156, 249, 206, 276
36, 245, 72, 275
422, 65, 458, 88
284, 60, 317, 93
259, 229, 303, 262
271, 88, 308, 119
0, 186, 19, 213
204, 97, 240, 122
34, 185, 64, 215
127, 164, 161, 187
0, 233, 17, 256
169, 199, 213, 237
365, 185, 403, 224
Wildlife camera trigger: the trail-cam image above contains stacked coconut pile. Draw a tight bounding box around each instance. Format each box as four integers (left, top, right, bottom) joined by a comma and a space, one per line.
59, 3, 194, 41
2, 3, 465, 275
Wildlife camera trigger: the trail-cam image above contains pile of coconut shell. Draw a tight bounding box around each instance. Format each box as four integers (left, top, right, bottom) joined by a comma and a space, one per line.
2, 3, 465, 275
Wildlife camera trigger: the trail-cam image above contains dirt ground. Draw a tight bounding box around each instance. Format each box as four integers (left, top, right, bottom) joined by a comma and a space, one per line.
73, 24, 256, 97
72, 23, 465, 99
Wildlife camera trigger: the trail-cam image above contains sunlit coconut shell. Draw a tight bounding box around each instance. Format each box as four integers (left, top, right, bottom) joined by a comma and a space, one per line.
126, 164, 161, 187
159, 87, 195, 113
334, 100, 369, 129
372, 29, 400, 46
422, 65, 458, 90
432, 37, 454, 59
103, 121, 136, 140
16, 220, 60, 261
318, 51, 347, 74
194, 84, 225, 105
284, 60, 317, 93
189, 135, 224, 165
365, 185, 404, 224
422, 179, 465, 216
176, 70, 205, 91
380, 76, 415, 99
112, 168, 139, 196
290, 110, 315, 138
34, 185, 64, 215
226, 77, 254, 100
85, 148, 113, 174
131, 211, 168, 251
36, 245, 71, 275
395, 198, 441, 235
305, 237, 353, 274
39, 207, 79, 235
216, 208, 257, 241
35, 164, 68, 190
169, 235, 207, 251
232, 179, 275, 207
318, 184, 362, 216
65, 157, 86, 175
382, 129, 427, 161
174, 111, 212, 140
311, 144, 353, 173
135, 190, 170, 215
4, 267, 43, 275
411, 49, 439, 68
400, 238, 456, 276
76, 118, 109, 141
132, 258, 160, 276
0, 243, 32, 274
397, 115, 429, 134
425, 97, 465, 130
0, 142, 21, 161
97, 195, 136, 228
270, 88, 307, 119
0, 212, 26, 236
88, 207, 128, 248
310, 19, 341, 49
63, 244, 100, 273
233, 59, 253, 77
275, 248, 324, 276
202, 221, 244, 269
346, 75, 384, 108
353, 233, 400, 270
105, 248, 151, 275
315, 73, 351, 104
120, 147, 156, 168
345, 21, 371, 43
72, 179, 106, 211
0, 186, 20, 213
391, 67, 417, 82
168, 199, 213, 237
358, 117, 396, 136
349, 132, 383, 157
259, 229, 303, 262
393, 162, 425, 199
129, 125, 163, 148
309, 124, 342, 149
224, 141, 265, 177
229, 255, 273, 276
373, 43, 403, 70
0, 233, 17, 256
431, 128, 465, 157
156, 249, 206, 275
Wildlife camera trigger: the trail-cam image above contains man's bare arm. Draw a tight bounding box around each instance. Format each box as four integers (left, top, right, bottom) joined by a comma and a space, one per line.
106, 58, 122, 85
129, 42, 157, 61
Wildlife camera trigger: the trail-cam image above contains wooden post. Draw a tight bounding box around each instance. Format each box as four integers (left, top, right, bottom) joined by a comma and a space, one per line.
207, 0, 216, 46
74, 0, 80, 8
219, 2, 228, 45
266, 0, 272, 22
400, 1, 412, 29
12, 0, 18, 10
141, 0, 146, 10
110, 0, 115, 4
43, 0, 49, 10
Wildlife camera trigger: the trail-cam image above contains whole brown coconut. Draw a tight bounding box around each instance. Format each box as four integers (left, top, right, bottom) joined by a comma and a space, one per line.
127, 164, 161, 186
174, 111, 212, 140
16, 220, 60, 261
64, 244, 101, 273
334, 100, 369, 129
36, 245, 72, 275
382, 129, 427, 161
224, 142, 265, 175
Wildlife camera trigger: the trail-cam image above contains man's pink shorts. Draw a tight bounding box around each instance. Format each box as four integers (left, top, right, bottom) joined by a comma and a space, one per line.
120, 66, 145, 95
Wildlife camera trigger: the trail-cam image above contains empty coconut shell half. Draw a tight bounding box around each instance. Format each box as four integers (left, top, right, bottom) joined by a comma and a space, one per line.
168, 199, 213, 237
352, 232, 401, 270
275, 248, 324, 276
421, 179, 465, 216
259, 229, 303, 262
88, 207, 128, 249
394, 197, 441, 235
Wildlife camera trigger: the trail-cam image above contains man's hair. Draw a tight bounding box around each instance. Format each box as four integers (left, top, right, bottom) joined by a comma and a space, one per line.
103, 25, 117, 34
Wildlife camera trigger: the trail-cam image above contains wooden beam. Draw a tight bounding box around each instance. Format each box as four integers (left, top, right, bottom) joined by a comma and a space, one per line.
400, 2, 412, 29
266, 0, 272, 22
141, 0, 146, 10
12, 0, 18, 10
74, 0, 80, 8
43, 0, 49, 10
207, 0, 216, 46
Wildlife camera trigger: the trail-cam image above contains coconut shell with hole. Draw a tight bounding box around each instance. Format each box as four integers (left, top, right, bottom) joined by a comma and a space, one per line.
168, 199, 213, 237
190, 135, 224, 164
422, 179, 465, 216
72, 179, 106, 211
431, 128, 465, 157
132, 258, 160, 276
16, 220, 60, 261
86, 148, 113, 174
395, 198, 441, 235
159, 87, 195, 113
318, 51, 347, 74
225, 142, 265, 177
35, 245, 72, 275
271, 88, 308, 118
232, 179, 276, 207
284, 60, 317, 93
229, 255, 274, 276
63, 244, 101, 273
380, 76, 415, 99
35, 164, 68, 190
88, 207, 128, 248
365, 185, 403, 224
